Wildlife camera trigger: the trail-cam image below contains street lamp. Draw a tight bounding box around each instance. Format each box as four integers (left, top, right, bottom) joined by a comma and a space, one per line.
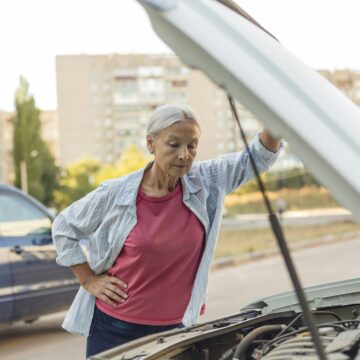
20, 149, 39, 193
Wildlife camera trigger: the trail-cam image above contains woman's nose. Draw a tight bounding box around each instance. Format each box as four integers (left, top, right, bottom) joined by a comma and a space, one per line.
178, 147, 190, 160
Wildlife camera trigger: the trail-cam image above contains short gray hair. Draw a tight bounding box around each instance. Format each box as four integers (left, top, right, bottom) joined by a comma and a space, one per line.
146, 103, 200, 138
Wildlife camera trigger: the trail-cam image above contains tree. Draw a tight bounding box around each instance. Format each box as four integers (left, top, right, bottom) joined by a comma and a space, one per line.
94, 145, 151, 185
53, 157, 100, 210
13, 76, 59, 205
53, 146, 151, 210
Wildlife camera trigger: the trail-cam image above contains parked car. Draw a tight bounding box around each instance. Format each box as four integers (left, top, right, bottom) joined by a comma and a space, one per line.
89, 0, 360, 358
0, 184, 79, 325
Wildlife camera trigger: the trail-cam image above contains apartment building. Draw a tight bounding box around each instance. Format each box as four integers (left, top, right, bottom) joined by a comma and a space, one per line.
56, 55, 360, 171
56, 54, 247, 165
319, 69, 360, 106
0, 111, 14, 184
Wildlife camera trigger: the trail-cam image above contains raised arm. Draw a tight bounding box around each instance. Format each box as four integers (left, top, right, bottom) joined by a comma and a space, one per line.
197, 130, 283, 195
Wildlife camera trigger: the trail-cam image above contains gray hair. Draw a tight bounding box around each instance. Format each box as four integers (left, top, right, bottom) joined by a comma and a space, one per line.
146, 103, 200, 138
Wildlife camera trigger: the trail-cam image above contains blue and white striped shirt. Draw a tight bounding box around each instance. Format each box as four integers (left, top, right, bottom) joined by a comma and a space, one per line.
52, 133, 281, 336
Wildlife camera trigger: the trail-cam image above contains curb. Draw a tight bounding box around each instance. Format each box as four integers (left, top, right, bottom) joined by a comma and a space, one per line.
211, 231, 360, 272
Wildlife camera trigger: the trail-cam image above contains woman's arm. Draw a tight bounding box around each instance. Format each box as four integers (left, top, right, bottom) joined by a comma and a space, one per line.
70, 262, 128, 307
197, 130, 283, 195
53, 183, 108, 267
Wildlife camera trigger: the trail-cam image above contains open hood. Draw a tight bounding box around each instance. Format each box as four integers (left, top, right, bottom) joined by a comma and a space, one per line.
138, 0, 360, 222
242, 278, 360, 315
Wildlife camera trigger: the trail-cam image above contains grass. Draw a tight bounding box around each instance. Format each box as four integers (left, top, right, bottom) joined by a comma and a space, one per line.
214, 221, 360, 259
224, 186, 339, 216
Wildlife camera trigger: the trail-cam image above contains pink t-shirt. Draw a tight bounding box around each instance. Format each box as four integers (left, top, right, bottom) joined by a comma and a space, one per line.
96, 181, 205, 325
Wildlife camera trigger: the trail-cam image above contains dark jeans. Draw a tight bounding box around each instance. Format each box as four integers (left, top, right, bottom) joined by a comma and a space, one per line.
86, 306, 185, 358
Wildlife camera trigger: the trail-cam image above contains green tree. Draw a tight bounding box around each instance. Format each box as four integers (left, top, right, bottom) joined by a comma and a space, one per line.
94, 145, 151, 185
53, 158, 100, 210
12, 76, 59, 205
53, 146, 151, 210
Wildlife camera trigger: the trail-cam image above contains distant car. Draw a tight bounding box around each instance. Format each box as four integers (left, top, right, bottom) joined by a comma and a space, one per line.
88, 0, 360, 358
0, 184, 79, 325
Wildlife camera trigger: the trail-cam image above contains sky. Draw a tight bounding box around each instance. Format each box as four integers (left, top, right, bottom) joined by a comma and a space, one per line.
0, 0, 359, 111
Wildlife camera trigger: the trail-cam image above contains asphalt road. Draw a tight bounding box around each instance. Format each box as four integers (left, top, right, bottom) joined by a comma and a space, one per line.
1, 238, 359, 360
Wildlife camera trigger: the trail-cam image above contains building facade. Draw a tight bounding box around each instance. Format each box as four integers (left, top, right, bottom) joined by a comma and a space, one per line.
56, 54, 246, 165
319, 69, 360, 106
0, 111, 14, 184
56, 55, 360, 170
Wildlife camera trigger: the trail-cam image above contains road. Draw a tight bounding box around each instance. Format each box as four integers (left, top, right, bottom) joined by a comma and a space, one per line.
1, 238, 359, 359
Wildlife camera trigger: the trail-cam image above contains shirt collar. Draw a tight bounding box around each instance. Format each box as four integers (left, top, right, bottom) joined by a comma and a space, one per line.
115, 162, 202, 206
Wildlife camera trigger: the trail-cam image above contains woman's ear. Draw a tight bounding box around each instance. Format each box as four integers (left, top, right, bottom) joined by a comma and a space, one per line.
147, 134, 155, 154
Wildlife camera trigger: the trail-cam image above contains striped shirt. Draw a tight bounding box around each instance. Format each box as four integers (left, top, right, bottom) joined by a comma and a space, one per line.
52, 132, 282, 336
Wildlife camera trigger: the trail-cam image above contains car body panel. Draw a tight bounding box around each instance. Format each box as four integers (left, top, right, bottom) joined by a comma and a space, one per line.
242, 278, 360, 315
138, 0, 360, 222
0, 237, 13, 323
0, 184, 79, 324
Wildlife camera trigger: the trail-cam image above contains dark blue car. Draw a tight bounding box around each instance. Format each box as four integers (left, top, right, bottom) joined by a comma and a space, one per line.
0, 184, 79, 325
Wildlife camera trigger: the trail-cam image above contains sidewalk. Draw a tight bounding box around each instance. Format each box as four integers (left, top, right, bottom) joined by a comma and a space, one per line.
213, 207, 358, 271
221, 207, 353, 230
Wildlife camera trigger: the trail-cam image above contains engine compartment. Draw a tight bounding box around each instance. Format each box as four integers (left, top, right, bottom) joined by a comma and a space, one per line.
90, 298, 360, 360
165, 305, 360, 360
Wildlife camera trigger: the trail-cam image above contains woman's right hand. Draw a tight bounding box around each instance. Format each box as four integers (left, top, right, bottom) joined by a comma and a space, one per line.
83, 274, 128, 307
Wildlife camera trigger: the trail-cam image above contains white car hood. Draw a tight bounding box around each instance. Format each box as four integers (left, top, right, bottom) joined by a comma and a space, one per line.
138, 0, 360, 222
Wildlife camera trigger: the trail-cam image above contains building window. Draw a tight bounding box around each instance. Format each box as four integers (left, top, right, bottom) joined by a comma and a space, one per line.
138, 66, 164, 77
104, 119, 112, 127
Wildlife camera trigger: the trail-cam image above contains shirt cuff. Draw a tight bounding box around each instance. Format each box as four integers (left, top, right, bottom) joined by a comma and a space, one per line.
56, 246, 87, 267
253, 131, 283, 159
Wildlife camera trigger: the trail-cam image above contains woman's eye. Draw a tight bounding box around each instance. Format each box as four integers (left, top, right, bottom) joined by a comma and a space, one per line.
188, 144, 197, 149
169, 143, 178, 148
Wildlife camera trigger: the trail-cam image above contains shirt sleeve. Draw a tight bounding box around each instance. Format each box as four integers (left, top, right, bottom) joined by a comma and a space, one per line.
197, 131, 283, 195
52, 183, 108, 267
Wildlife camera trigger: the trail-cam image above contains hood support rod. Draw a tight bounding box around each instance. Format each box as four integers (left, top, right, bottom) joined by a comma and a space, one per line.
227, 93, 327, 360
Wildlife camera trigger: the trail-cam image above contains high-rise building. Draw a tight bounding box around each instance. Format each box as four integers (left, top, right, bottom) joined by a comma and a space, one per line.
56, 54, 244, 165
319, 69, 360, 106
56, 54, 360, 171
0, 111, 14, 184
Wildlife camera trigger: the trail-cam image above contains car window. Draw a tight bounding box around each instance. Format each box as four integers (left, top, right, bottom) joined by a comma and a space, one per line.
0, 192, 52, 237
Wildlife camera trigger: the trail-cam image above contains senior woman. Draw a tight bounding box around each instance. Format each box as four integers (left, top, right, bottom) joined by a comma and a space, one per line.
52, 103, 282, 357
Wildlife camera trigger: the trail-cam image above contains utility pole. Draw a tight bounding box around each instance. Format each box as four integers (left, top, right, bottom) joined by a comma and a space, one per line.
20, 160, 27, 193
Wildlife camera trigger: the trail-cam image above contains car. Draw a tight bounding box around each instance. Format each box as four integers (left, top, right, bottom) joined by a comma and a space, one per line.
0, 183, 79, 325
88, 0, 360, 359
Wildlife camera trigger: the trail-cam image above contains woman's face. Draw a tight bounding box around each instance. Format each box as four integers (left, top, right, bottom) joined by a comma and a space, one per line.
147, 121, 201, 177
